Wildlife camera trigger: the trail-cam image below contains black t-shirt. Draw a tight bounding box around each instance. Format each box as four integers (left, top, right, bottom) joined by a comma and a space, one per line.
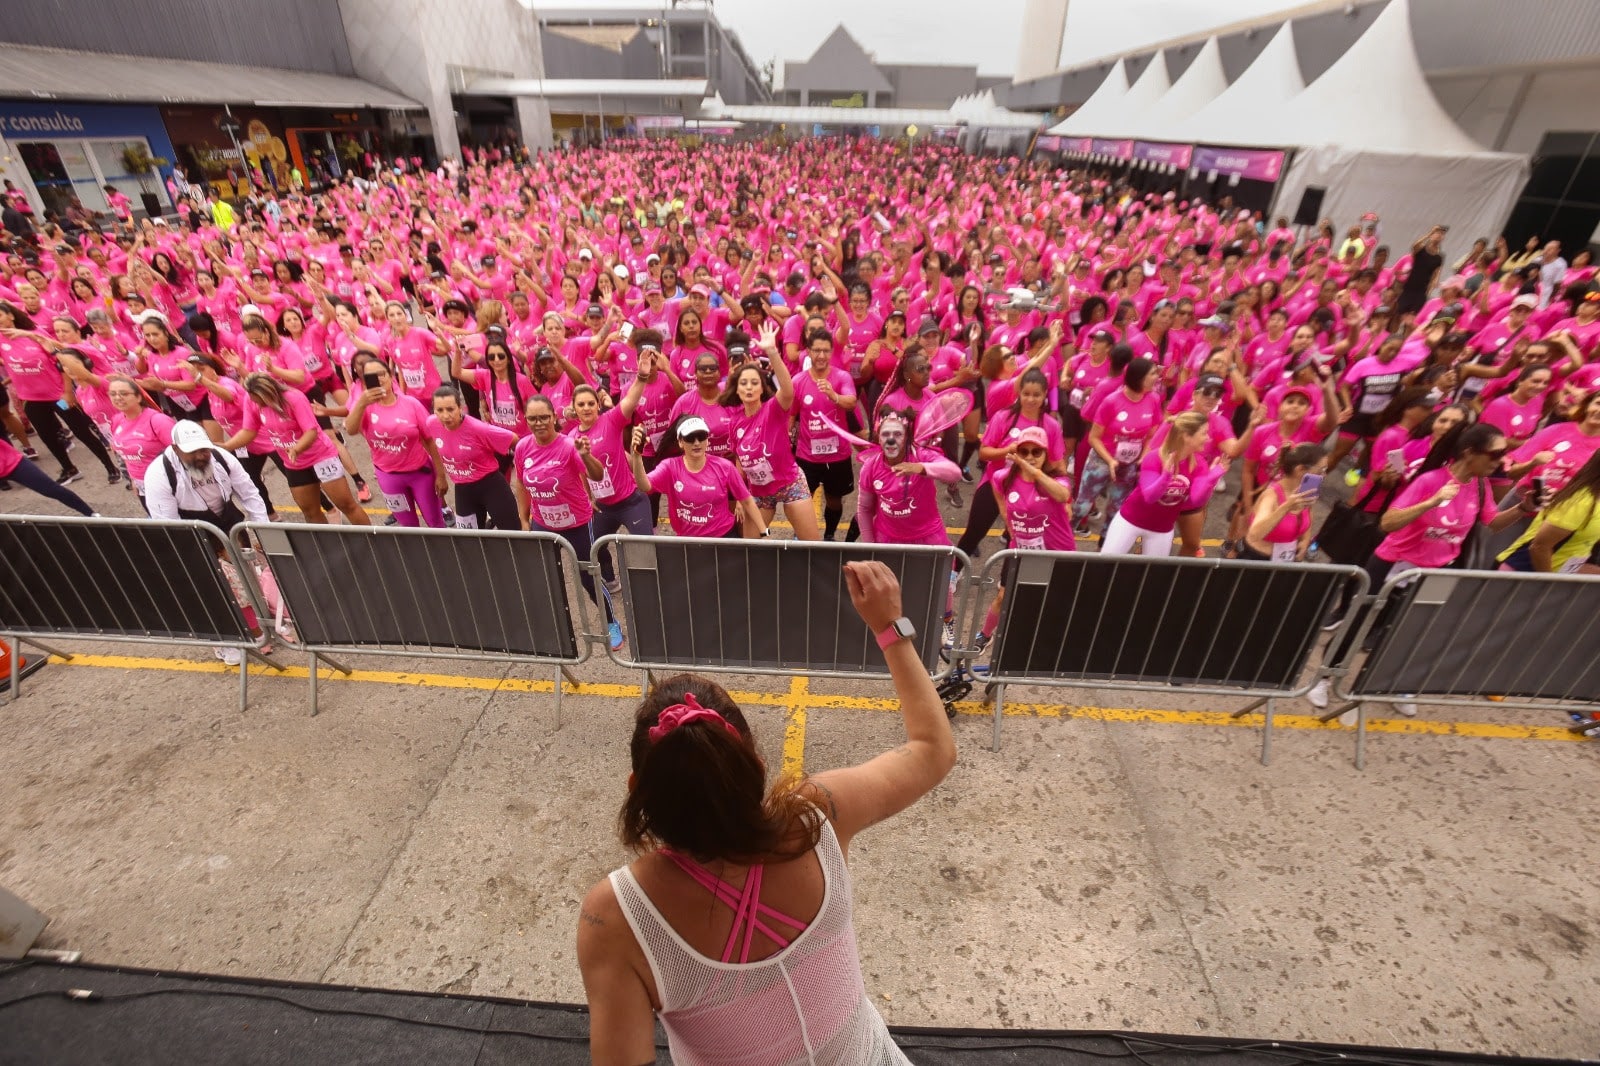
1403, 247, 1443, 296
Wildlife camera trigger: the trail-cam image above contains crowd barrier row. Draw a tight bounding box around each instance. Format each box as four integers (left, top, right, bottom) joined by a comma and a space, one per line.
2, 514, 1595, 767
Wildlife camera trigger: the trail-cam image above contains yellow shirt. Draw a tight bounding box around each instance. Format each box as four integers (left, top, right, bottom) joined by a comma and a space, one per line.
1499, 489, 1600, 570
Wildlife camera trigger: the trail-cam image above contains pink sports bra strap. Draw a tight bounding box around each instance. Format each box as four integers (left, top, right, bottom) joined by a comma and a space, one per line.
661, 851, 811, 963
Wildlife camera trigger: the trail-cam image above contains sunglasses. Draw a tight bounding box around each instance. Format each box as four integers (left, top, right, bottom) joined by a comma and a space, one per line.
679, 431, 709, 444
1479, 447, 1509, 461
696, 364, 719, 373
1015, 447, 1047, 458
525, 414, 554, 424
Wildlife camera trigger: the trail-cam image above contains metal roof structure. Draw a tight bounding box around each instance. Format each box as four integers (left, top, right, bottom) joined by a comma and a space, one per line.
0, 41, 419, 109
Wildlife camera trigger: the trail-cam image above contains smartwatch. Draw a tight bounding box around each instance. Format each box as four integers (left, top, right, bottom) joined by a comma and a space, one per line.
875, 616, 916, 650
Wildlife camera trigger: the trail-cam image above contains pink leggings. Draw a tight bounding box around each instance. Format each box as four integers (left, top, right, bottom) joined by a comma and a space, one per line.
376, 465, 446, 528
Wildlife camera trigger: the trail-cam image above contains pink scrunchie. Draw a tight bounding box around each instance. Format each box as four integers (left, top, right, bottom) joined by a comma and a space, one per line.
647, 693, 742, 745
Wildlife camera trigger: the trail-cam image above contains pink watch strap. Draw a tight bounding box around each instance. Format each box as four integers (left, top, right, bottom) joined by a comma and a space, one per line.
876, 623, 905, 650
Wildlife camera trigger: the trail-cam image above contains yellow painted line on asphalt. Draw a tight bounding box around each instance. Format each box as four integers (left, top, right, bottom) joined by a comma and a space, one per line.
782, 676, 810, 776
38, 654, 1585, 744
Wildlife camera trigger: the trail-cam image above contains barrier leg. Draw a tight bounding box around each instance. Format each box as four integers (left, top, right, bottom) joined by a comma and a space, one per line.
239, 655, 248, 714
16, 637, 72, 661
1355, 703, 1367, 771
554, 668, 563, 718
1229, 696, 1273, 766
560, 665, 579, 689
7, 636, 17, 705
989, 683, 1006, 752
306, 651, 354, 718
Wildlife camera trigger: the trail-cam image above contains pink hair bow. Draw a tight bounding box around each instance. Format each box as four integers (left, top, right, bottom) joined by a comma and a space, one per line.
647, 693, 742, 745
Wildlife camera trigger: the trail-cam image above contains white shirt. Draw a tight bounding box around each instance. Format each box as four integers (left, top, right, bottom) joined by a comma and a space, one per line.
142, 445, 269, 524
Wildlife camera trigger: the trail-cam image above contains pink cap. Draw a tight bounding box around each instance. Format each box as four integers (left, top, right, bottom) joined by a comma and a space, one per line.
1442, 274, 1467, 289
1511, 293, 1537, 310
1014, 426, 1049, 449
689, 283, 712, 297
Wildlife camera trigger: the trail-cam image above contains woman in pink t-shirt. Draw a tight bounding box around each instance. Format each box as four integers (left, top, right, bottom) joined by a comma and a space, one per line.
1504, 391, 1600, 496
345, 358, 447, 528
106, 375, 176, 510
668, 350, 736, 459
855, 407, 962, 547
793, 331, 860, 541
221, 374, 370, 525
453, 335, 534, 438
630, 413, 765, 539
1102, 411, 1227, 556
955, 367, 1065, 560
426, 387, 519, 531
380, 301, 446, 398
973, 424, 1076, 648
1073, 355, 1164, 534
719, 322, 818, 539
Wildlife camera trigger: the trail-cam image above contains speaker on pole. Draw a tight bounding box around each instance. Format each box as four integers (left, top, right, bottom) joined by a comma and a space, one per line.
1292, 186, 1327, 227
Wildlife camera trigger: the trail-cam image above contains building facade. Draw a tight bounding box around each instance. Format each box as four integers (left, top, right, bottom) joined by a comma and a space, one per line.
781, 25, 1007, 110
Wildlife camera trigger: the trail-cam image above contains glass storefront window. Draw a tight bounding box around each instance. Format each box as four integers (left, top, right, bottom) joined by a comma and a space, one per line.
14, 136, 168, 220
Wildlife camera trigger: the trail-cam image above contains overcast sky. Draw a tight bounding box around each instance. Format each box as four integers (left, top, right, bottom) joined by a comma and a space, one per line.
542, 1, 1302, 78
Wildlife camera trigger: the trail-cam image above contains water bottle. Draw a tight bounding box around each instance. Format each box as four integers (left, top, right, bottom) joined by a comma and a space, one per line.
1307, 539, 1319, 560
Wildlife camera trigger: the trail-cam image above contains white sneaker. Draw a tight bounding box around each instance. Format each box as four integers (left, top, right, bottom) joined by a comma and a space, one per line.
1391, 701, 1418, 717
1306, 679, 1330, 709
1338, 708, 1358, 727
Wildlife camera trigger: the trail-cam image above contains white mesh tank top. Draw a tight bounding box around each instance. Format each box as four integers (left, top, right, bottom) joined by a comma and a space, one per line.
609, 815, 910, 1066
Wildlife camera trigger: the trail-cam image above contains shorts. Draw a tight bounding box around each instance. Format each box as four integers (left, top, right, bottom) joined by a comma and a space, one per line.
1058, 403, 1085, 440
278, 453, 344, 488
798, 457, 855, 499
168, 395, 213, 422
753, 475, 811, 511
1340, 412, 1380, 441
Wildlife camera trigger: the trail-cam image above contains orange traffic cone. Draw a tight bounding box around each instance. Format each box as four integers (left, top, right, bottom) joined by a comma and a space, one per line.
0, 639, 22, 681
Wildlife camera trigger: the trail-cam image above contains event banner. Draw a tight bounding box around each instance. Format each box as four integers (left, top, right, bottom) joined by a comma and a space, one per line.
1132, 141, 1194, 168
1090, 138, 1134, 160
1192, 146, 1285, 181
1057, 136, 1094, 155
1035, 135, 1061, 152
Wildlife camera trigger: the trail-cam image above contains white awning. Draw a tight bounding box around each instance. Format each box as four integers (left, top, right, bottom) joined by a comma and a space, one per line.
466, 78, 709, 100
0, 43, 420, 109
1046, 59, 1127, 135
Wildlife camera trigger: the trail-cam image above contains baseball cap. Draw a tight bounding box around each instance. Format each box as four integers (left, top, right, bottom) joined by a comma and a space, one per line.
585, 302, 604, 316
646, 253, 661, 264
578, 249, 593, 260
613, 264, 630, 280
1198, 314, 1231, 330
172, 421, 212, 452
1195, 373, 1226, 394
1014, 426, 1049, 449
917, 315, 941, 336
1282, 385, 1316, 403
1511, 294, 1538, 310
534, 346, 557, 361
676, 416, 710, 439
689, 283, 712, 297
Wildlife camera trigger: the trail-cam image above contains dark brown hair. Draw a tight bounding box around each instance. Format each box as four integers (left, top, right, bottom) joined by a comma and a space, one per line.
620, 673, 822, 864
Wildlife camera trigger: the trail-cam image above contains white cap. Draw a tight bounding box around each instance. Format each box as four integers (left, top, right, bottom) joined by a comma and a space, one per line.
578, 248, 593, 259
239, 303, 265, 321
646, 252, 661, 264
676, 416, 710, 439
613, 264, 630, 280
133, 308, 169, 327
172, 421, 212, 452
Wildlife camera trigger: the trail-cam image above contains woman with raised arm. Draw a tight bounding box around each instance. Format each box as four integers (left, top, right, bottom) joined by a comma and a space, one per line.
577, 560, 953, 1066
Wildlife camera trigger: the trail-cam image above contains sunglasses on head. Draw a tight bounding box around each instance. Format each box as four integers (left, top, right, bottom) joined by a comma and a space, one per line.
679, 431, 709, 444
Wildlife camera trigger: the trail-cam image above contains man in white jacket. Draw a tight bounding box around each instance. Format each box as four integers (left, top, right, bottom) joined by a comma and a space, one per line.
143, 421, 269, 529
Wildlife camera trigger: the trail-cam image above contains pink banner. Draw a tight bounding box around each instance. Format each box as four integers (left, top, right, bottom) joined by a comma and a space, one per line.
1090, 138, 1134, 160
1057, 136, 1093, 155
1132, 141, 1193, 168
1035, 135, 1061, 152
1192, 145, 1285, 182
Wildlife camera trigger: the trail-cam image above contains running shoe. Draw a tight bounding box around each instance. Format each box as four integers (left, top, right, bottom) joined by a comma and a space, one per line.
21, 447, 39, 460
106, 468, 122, 486
56, 466, 82, 486
608, 621, 625, 651
1306, 679, 1330, 709
944, 483, 963, 508
1344, 468, 1362, 487
941, 612, 956, 650
1391, 701, 1418, 717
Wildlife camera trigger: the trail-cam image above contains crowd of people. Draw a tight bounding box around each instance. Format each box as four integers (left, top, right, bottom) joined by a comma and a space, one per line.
1, 138, 1597, 659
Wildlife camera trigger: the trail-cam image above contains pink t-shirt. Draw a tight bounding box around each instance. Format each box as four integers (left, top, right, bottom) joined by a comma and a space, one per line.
727, 398, 800, 492
1509, 423, 1600, 493
634, 375, 681, 457
244, 338, 311, 392
327, 325, 381, 373
997, 474, 1076, 551
1093, 389, 1166, 466
383, 327, 443, 396
858, 447, 949, 546
1480, 393, 1544, 448
472, 367, 536, 437
426, 414, 516, 484
647, 454, 752, 538
1119, 451, 1227, 533
567, 406, 633, 507
792, 367, 857, 463
512, 432, 593, 530
358, 393, 432, 473
668, 390, 736, 458
980, 409, 1065, 484
207, 376, 273, 455
243, 388, 338, 470
111, 407, 177, 481
0, 335, 64, 402
1376, 468, 1498, 568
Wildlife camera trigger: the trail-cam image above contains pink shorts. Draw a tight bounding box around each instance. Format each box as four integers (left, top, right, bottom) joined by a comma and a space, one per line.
753, 475, 810, 511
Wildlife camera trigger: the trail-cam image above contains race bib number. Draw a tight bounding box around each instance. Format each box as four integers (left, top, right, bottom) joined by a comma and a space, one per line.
1113, 439, 1141, 464
810, 434, 839, 457
453, 512, 479, 530
1358, 392, 1389, 415
312, 457, 344, 482
1069, 388, 1086, 409
492, 401, 517, 426
1271, 542, 1299, 563
169, 391, 197, 412
740, 455, 775, 485
538, 502, 575, 528
1014, 534, 1045, 550
234, 447, 250, 458
401, 366, 425, 389
382, 492, 410, 512
588, 466, 615, 499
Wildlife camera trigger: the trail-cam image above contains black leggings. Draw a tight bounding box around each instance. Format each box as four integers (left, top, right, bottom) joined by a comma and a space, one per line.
2, 454, 94, 515
544, 521, 611, 622
954, 480, 1000, 563
22, 400, 115, 475
236, 451, 279, 514
453, 471, 520, 531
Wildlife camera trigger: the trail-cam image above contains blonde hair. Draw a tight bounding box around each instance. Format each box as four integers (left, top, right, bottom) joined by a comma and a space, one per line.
1159, 411, 1209, 461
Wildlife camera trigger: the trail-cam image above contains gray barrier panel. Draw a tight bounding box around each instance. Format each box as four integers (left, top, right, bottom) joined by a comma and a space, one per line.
241, 524, 585, 662
596, 536, 963, 680
0, 514, 273, 712
976, 550, 1366, 755
1347, 569, 1600, 705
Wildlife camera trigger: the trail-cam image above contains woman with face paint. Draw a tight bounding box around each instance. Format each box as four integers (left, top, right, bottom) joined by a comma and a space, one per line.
793, 329, 859, 541
719, 322, 818, 540
425, 385, 519, 532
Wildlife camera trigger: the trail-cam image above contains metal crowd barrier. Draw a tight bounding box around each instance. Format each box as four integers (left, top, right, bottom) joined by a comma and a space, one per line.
234, 523, 594, 715
0, 515, 282, 712
1327, 567, 1600, 768
967, 550, 1369, 760
594, 536, 966, 683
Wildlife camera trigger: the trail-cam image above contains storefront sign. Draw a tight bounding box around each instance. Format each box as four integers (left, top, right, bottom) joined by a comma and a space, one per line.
1191, 146, 1285, 182
1132, 141, 1193, 169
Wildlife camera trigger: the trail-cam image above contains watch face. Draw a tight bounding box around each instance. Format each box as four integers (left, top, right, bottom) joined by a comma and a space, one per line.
894, 617, 916, 640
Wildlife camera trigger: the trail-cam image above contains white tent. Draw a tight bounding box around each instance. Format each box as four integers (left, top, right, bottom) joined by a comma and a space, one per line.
1059, 51, 1170, 136
1179, 22, 1305, 147
1045, 58, 1128, 136
1262, 0, 1527, 267
1124, 38, 1228, 143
